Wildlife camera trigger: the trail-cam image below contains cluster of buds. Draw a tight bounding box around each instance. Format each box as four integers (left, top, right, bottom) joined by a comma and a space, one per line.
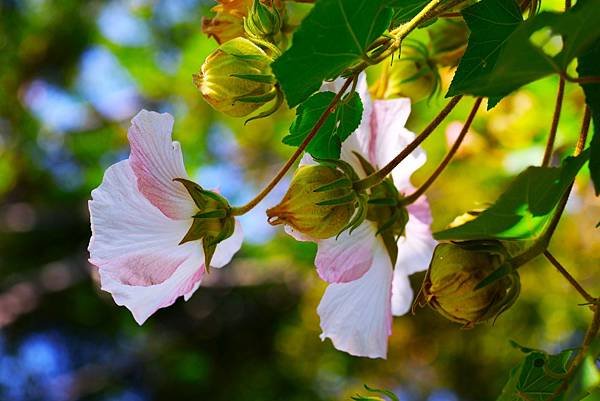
202, 0, 285, 45
266, 160, 368, 240
197, 0, 285, 120
175, 178, 236, 270
416, 241, 521, 327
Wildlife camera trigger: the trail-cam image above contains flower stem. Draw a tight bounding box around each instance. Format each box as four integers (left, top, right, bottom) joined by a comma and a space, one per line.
353, 95, 463, 192
544, 250, 596, 303
404, 97, 483, 204
541, 77, 565, 167
230, 77, 354, 216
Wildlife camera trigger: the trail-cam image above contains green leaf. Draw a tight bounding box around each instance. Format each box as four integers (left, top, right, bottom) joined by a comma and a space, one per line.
577, 42, 600, 195
272, 0, 395, 107
282, 91, 363, 159
497, 348, 574, 401
447, 0, 600, 107
435, 150, 590, 241
498, 341, 600, 401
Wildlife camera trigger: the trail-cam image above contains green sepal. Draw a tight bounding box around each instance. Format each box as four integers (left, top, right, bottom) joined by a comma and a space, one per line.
244, 88, 284, 125
368, 197, 398, 206
313, 177, 353, 193
173, 178, 207, 209
235, 89, 278, 104
352, 151, 376, 176
475, 263, 513, 290
230, 73, 276, 84
316, 192, 356, 206
314, 157, 361, 182
193, 209, 228, 219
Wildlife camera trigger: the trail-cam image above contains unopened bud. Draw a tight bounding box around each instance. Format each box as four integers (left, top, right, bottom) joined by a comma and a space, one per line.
244, 0, 283, 41
267, 165, 358, 239
428, 19, 469, 67
372, 44, 439, 103
194, 37, 277, 117
419, 242, 520, 327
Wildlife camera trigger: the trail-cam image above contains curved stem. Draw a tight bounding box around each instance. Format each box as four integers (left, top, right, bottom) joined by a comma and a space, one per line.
404, 97, 483, 204
353, 96, 463, 192
544, 250, 596, 303
542, 78, 565, 166
230, 77, 354, 216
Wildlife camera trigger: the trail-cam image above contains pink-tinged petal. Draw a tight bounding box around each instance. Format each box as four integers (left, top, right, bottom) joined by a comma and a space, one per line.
392, 197, 435, 316
89, 160, 204, 324
368, 99, 426, 190
315, 221, 377, 283
391, 270, 414, 316
395, 196, 436, 276
317, 242, 393, 359
211, 220, 244, 268
99, 248, 204, 325
128, 110, 197, 220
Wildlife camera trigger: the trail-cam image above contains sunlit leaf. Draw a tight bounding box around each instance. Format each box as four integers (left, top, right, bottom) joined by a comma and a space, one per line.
435, 150, 590, 241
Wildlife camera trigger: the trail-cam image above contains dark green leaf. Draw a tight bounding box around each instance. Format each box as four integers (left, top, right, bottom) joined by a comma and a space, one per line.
435, 151, 590, 241
282, 91, 363, 159
272, 0, 395, 107
446, 0, 523, 108
448, 0, 600, 107
577, 42, 600, 195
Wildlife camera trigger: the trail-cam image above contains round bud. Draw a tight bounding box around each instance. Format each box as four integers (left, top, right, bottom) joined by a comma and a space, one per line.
421, 243, 520, 327
266, 165, 356, 239
428, 19, 469, 67
373, 45, 438, 103
194, 37, 276, 117
244, 0, 283, 41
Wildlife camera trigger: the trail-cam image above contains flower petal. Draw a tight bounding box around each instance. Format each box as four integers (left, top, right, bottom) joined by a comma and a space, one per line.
391, 270, 414, 316
396, 196, 436, 276
89, 160, 204, 324
317, 241, 393, 359
368, 99, 426, 190
99, 249, 203, 325
211, 220, 244, 268
128, 109, 197, 220
315, 221, 377, 283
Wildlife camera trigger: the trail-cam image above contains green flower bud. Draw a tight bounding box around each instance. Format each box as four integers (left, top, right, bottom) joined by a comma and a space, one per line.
244, 0, 283, 41
266, 165, 358, 239
428, 19, 469, 67
193, 37, 277, 117
175, 178, 235, 270
372, 43, 439, 103
420, 242, 520, 327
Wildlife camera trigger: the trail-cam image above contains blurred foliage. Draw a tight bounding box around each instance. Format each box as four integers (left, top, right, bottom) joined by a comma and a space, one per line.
0, 0, 598, 400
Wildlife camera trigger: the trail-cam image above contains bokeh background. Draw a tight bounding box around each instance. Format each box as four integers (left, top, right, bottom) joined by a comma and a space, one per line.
0, 0, 598, 400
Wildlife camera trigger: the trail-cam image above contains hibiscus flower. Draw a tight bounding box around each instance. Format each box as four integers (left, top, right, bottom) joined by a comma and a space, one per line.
286, 74, 436, 358
88, 110, 243, 324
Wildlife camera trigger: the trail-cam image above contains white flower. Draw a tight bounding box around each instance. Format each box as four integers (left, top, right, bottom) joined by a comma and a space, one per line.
288, 74, 436, 358
88, 110, 243, 324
